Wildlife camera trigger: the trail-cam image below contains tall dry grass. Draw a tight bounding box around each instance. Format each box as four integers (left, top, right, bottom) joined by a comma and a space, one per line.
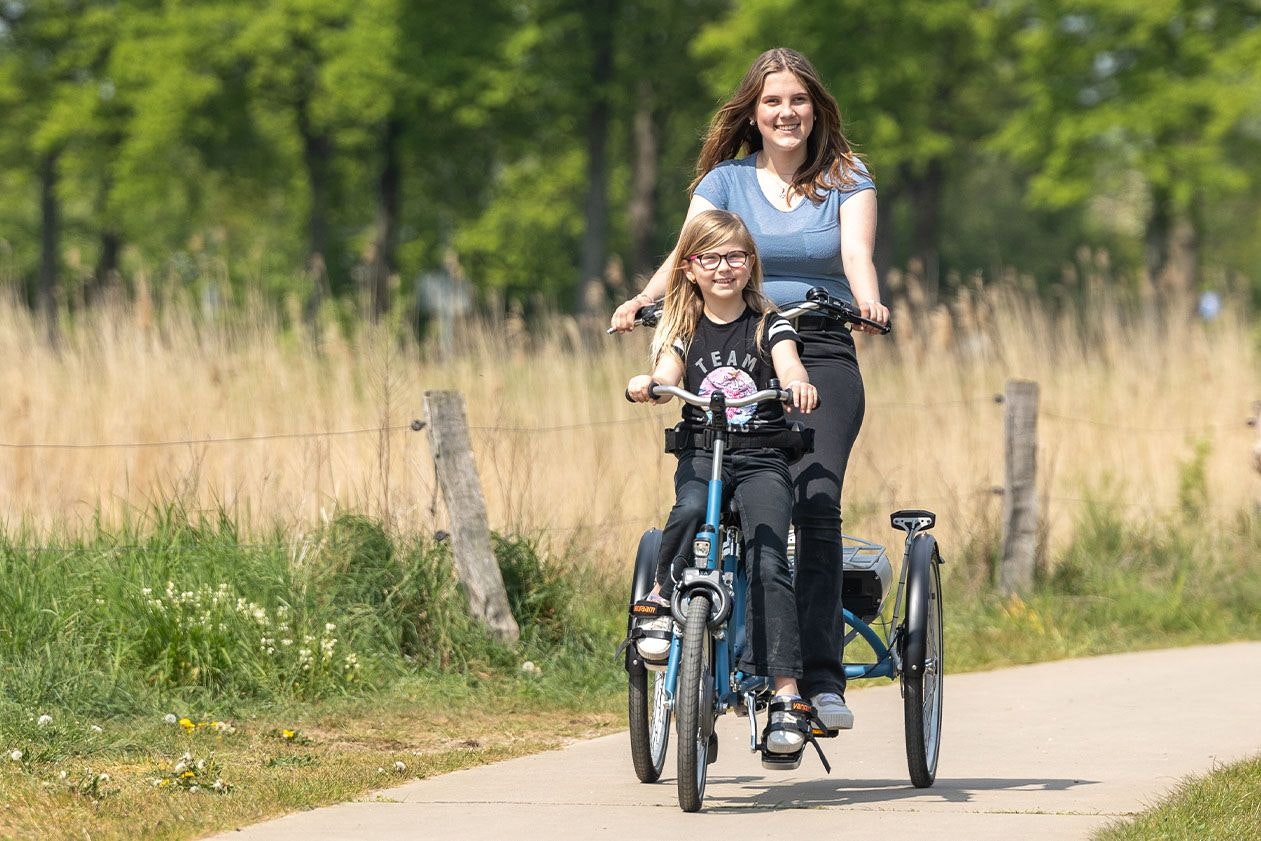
1, 267, 1257, 570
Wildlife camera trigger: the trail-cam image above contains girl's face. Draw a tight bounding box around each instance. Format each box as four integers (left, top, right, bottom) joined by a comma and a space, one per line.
683, 240, 754, 305
754, 70, 814, 155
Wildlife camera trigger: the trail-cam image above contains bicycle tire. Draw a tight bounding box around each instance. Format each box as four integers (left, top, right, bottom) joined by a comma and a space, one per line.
628, 660, 671, 782
902, 534, 943, 788
676, 593, 714, 812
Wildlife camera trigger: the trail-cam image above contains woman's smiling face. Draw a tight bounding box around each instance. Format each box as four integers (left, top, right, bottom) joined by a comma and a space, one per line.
754, 70, 814, 154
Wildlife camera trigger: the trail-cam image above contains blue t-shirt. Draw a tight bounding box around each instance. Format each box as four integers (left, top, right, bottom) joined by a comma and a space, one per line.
693, 156, 875, 307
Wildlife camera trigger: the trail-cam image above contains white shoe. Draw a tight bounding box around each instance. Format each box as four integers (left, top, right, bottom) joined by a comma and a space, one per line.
765, 695, 807, 755
811, 692, 854, 730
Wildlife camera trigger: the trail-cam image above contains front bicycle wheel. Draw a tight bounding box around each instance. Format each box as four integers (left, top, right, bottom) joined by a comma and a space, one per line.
628, 660, 671, 782
902, 534, 943, 787
675, 593, 714, 812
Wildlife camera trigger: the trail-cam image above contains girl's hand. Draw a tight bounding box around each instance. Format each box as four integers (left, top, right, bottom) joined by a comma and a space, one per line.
627, 374, 662, 403
785, 380, 818, 414
856, 299, 890, 334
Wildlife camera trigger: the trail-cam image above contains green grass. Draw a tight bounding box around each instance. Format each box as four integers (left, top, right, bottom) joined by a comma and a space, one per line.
1, 500, 1259, 839
1094, 754, 1261, 840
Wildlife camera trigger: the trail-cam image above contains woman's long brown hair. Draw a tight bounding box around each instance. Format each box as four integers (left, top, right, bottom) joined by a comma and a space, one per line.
689, 48, 868, 204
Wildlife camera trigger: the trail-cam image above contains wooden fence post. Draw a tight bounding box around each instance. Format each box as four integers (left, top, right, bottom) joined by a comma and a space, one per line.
1251, 400, 1261, 513
424, 390, 520, 644
999, 379, 1039, 595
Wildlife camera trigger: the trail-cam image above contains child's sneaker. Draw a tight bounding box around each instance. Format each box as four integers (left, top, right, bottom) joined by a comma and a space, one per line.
764, 695, 807, 755
630, 596, 672, 667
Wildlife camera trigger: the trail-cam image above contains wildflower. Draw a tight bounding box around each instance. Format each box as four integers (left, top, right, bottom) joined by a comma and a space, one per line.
174, 761, 188, 774
179, 717, 195, 731
164, 713, 178, 725
324, 622, 336, 633
393, 761, 406, 773
281, 729, 296, 740
211, 779, 225, 792
59, 770, 69, 781
97, 773, 110, 783
9, 749, 22, 762
520, 661, 541, 676
189, 784, 200, 793
89, 725, 104, 734
37, 714, 52, 727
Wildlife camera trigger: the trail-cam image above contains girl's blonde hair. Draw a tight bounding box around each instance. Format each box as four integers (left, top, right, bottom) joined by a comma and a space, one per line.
651, 210, 778, 366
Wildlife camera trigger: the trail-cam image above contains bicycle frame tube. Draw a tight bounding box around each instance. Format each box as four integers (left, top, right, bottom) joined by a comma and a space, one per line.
842, 609, 896, 680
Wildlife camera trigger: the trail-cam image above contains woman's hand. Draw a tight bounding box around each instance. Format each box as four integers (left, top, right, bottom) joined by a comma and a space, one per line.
856, 299, 890, 334
785, 379, 819, 414
610, 295, 649, 333
627, 374, 663, 403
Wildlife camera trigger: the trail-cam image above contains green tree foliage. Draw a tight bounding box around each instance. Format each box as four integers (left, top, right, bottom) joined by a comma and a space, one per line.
995, 0, 1261, 286
1, 1, 1259, 319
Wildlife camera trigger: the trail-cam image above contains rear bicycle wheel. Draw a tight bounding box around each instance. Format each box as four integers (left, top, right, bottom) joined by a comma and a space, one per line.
902, 534, 943, 787
675, 594, 714, 812
628, 661, 671, 782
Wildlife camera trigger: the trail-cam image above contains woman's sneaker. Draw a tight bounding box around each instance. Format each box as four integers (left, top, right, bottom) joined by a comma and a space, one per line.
811, 691, 854, 730
631, 596, 671, 667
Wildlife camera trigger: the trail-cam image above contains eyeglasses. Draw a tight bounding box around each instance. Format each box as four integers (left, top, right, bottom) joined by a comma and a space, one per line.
687, 250, 752, 271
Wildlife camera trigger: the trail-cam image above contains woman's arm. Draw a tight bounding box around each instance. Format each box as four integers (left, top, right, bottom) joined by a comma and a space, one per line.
770, 341, 818, 414
839, 190, 890, 334
609, 194, 718, 332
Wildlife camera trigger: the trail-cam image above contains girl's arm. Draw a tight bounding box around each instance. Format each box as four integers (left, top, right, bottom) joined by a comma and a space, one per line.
770, 342, 818, 414
610, 194, 718, 333
838, 190, 890, 334
627, 353, 685, 404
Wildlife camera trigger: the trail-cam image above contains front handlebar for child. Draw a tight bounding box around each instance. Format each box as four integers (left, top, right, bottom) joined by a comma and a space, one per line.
643, 383, 793, 409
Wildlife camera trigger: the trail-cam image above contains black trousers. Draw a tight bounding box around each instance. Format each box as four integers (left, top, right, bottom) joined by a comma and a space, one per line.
792, 324, 865, 699
654, 447, 802, 679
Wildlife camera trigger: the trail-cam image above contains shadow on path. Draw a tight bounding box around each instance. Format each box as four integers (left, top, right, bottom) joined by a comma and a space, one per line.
694, 776, 1099, 812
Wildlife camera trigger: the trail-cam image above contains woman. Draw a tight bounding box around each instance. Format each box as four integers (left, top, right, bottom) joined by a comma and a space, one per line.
611, 48, 889, 730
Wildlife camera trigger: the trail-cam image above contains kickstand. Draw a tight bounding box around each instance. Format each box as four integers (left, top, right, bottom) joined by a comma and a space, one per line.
745, 691, 760, 752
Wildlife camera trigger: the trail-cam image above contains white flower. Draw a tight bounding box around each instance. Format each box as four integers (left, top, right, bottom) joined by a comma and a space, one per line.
324, 622, 336, 633
376, 766, 385, 773
211, 779, 225, 791
189, 784, 200, 793
59, 770, 68, 780
164, 713, 178, 725
97, 773, 110, 783
9, 750, 22, 762
196, 759, 206, 770
174, 761, 188, 774
393, 761, 406, 773
89, 725, 103, 734
520, 661, 541, 675
37, 714, 52, 727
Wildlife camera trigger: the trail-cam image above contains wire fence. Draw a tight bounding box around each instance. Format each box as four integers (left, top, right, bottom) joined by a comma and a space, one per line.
1, 397, 1255, 450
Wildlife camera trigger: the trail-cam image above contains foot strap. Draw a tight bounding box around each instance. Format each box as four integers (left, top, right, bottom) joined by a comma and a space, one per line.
759, 698, 832, 774
615, 601, 673, 658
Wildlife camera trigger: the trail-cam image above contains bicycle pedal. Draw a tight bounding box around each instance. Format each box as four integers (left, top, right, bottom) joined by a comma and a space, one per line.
811, 726, 840, 738
760, 751, 802, 772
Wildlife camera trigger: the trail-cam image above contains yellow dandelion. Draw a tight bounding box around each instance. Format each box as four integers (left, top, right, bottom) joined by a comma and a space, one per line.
178, 717, 195, 730
282, 729, 295, 740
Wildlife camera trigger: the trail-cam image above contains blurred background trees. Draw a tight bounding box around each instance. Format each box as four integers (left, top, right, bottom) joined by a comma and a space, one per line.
1, 0, 1258, 328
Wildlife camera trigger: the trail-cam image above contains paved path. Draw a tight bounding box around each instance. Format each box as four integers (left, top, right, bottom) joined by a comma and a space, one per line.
207, 641, 1261, 840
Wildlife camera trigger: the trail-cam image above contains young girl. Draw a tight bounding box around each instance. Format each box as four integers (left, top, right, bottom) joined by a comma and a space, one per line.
626, 209, 820, 763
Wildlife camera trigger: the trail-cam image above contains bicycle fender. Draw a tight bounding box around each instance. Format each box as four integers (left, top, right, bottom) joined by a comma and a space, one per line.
670, 569, 732, 631
902, 533, 939, 679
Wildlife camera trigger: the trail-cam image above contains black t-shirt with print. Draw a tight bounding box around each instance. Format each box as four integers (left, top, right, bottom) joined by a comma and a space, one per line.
672, 307, 801, 431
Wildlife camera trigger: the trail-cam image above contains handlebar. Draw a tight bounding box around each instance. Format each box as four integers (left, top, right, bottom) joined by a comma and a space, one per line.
609, 287, 890, 334
779, 287, 892, 334
637, 383, 792, 408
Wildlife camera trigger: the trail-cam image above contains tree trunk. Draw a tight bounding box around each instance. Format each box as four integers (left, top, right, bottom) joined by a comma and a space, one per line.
874, 184, 895, 292
628, 77, 658, 283
1147, 189, 1198, 297
38, 150, 60, 333
366, 116, 402, 322
908, 158, 944, 299
89, 229, 121, 306
576, 0, 616, 313
296, 92, 333, 284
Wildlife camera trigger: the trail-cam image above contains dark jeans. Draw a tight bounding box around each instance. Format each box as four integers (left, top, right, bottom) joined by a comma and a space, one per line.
654, 447, 801, 679
793, 324, 864, 699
